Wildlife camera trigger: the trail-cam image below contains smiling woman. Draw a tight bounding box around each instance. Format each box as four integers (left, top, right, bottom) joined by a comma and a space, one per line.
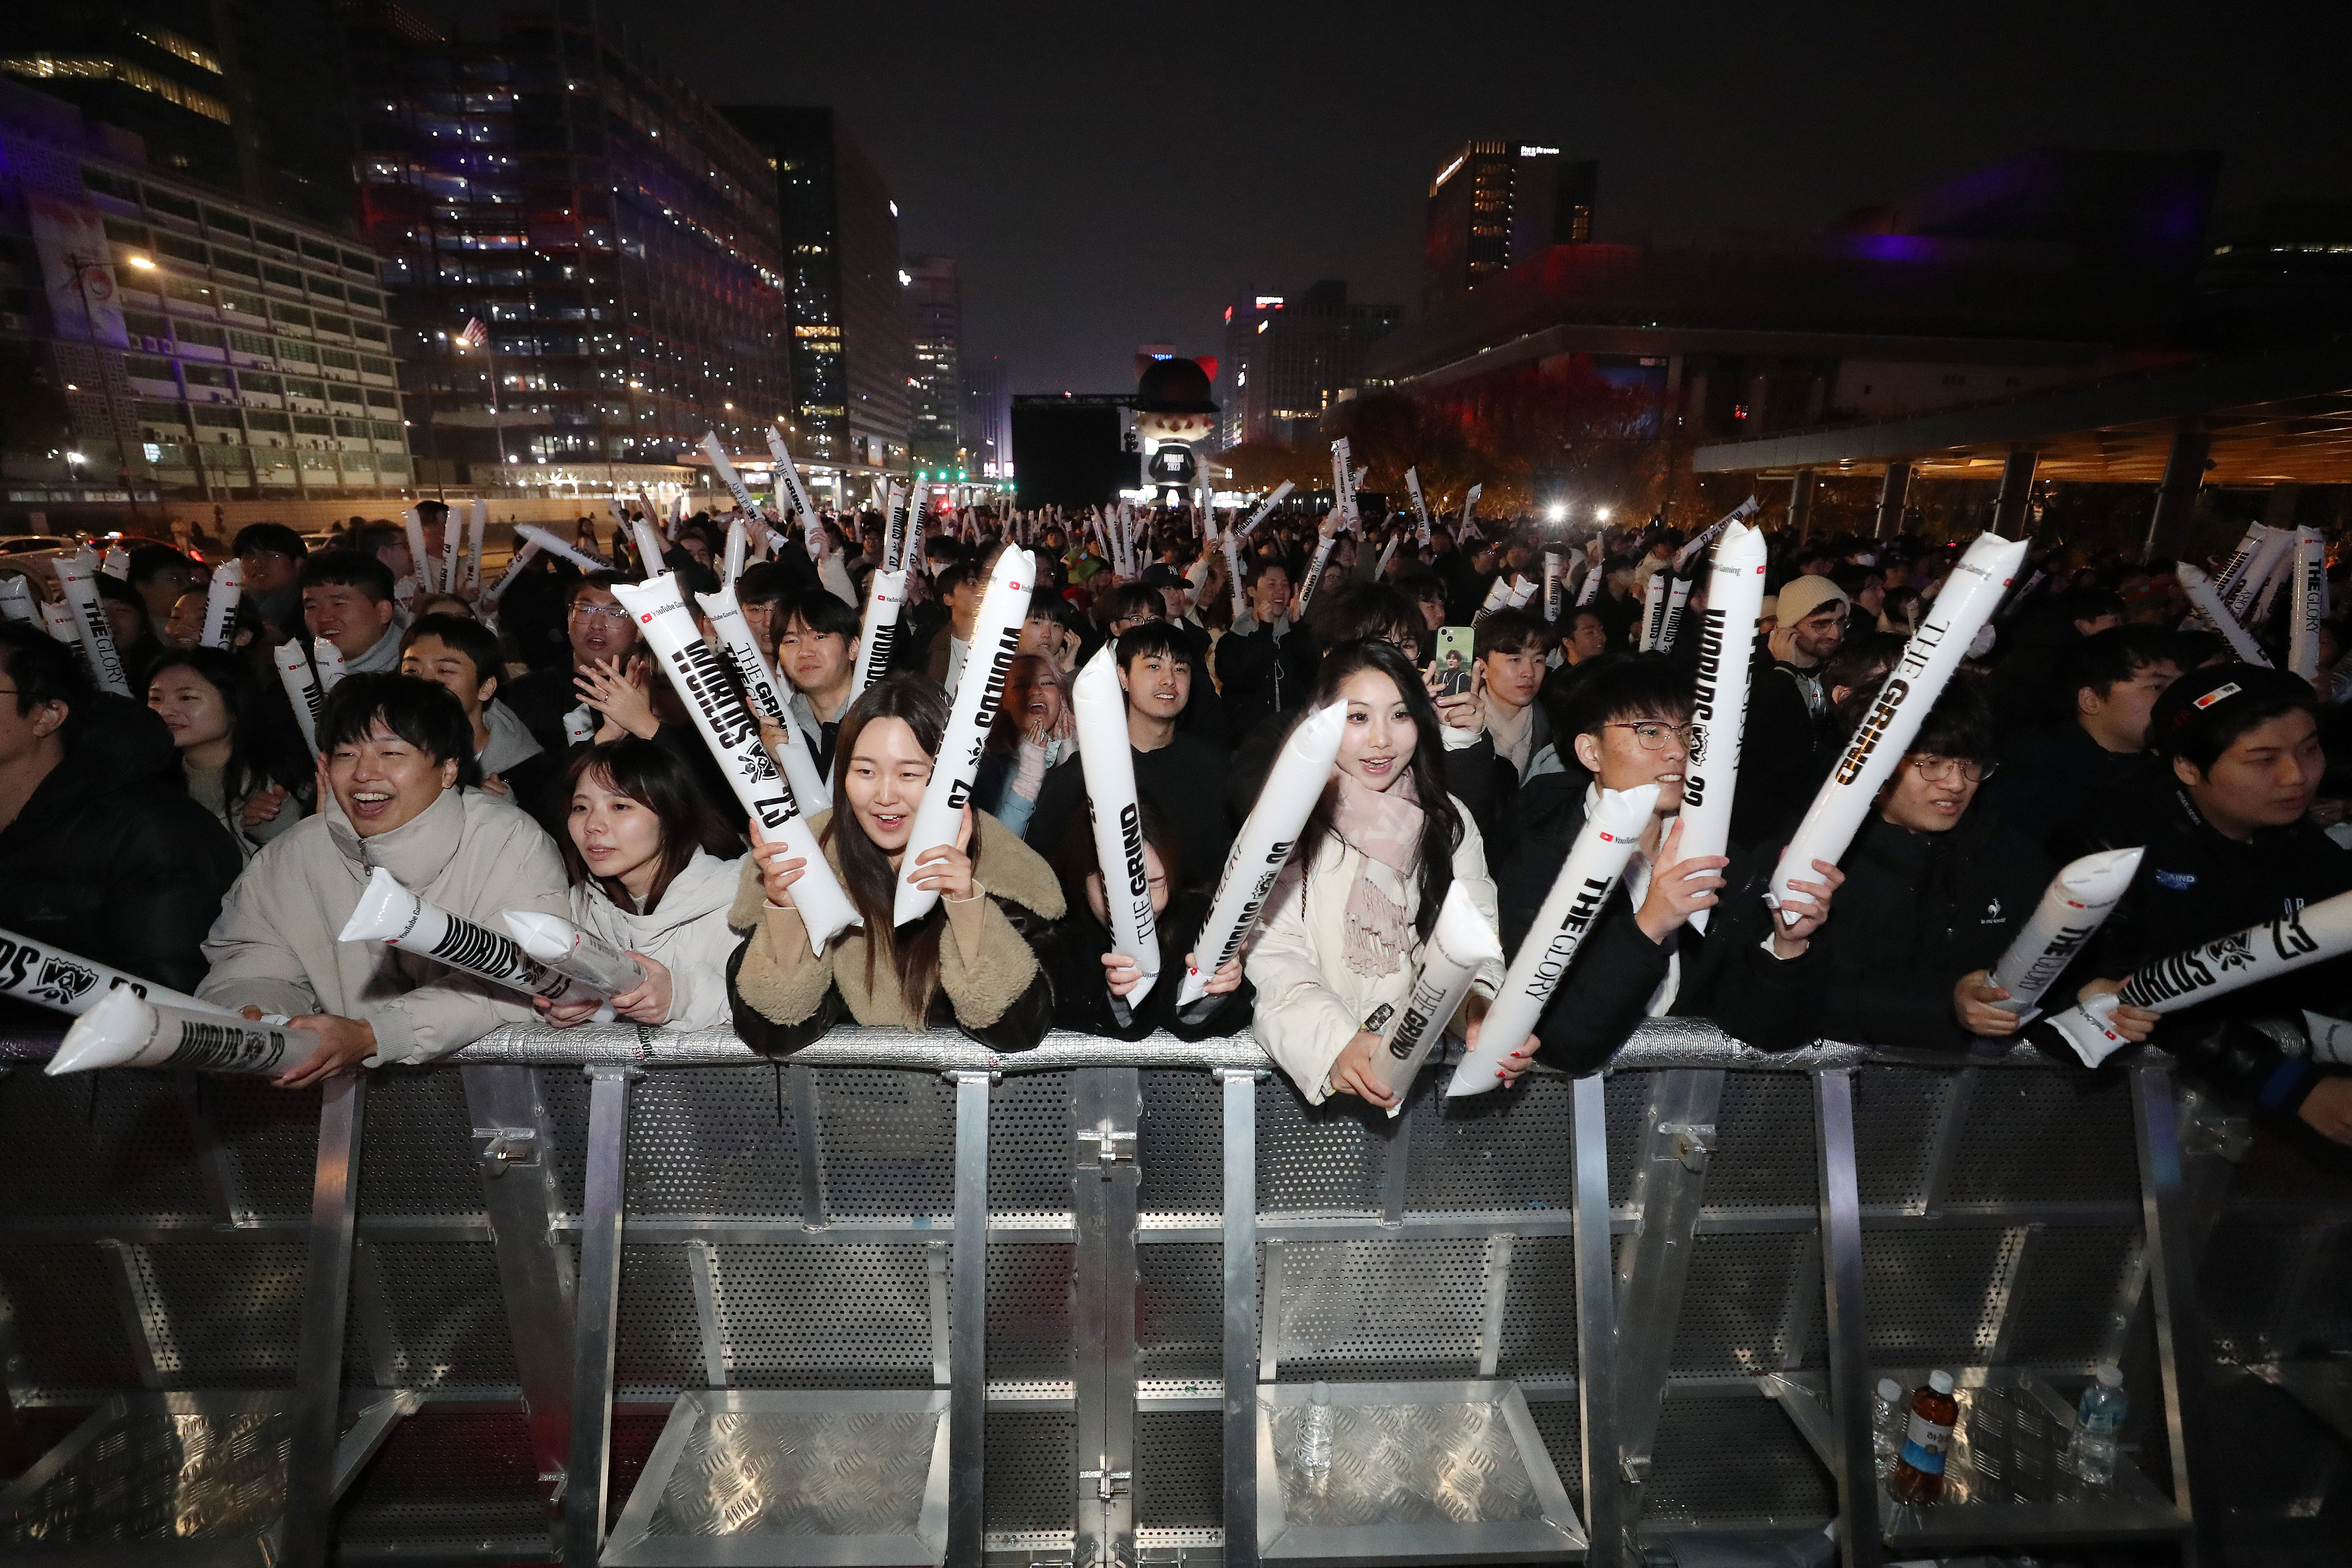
726, 672, 1065, 1056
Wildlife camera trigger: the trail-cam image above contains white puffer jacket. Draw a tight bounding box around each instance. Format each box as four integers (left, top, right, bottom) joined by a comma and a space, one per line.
1245, 794, 1502, 1103
569, 849, 744, 1032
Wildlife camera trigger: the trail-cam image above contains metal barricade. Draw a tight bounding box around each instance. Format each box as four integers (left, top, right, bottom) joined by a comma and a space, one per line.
0, 1021, 2341, 1568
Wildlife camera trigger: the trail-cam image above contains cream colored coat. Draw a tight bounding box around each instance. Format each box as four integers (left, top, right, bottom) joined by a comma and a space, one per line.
1245, 795, 1502, 1103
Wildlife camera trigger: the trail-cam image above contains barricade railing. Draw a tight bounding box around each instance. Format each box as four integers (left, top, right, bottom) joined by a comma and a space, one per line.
0, 1021, 2336, 1567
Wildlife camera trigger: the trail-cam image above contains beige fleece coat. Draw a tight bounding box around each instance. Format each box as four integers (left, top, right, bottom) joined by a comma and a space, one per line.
199, 785, 570, 1062
730, 807, 1063, 1030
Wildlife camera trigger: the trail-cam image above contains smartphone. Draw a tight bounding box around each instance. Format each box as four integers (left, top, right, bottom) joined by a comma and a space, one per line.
1432, 626, 1475, 694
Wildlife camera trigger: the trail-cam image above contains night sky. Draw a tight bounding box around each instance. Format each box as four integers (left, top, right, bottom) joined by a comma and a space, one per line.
443, 0, 2347, 395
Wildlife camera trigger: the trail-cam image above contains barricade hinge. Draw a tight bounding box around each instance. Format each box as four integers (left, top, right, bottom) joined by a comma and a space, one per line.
1080, 1466, 1132, 1500
473, 1126, 539, 1173
1656, 1122, 1714, 1173
1075, 1119, 1135, 1173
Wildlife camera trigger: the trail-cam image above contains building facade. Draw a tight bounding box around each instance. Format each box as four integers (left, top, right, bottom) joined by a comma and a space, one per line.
1422, 142, 1598, 313
346, 0, 788, 490
1, 0, 358, 231
960, 352, 1010, 480
723, 104, 913, 483
0, 76, 415, 510
905, 251, 958, 470
1219, 280, 1400, 447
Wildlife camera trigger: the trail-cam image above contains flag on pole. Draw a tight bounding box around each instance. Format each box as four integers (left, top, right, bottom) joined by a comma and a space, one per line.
458, 317, 488, 349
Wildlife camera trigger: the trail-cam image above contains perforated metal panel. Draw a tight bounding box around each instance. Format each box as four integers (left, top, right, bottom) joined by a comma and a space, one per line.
712, 1242, 935, 1387
1255, 1088, 1382, 1215
990, 1069, 1070, 1218
1271, 1238, 1487, 1380
613, 1243, 707, 1391
0, 1242, 140, 1393
1138, 1243, 1222, 1380
819, 1068, 958, 1219
1525, 1398, 1583, 1510
1138, 1071, 1221, 1216
1705, 1072, 1819, 1209
1495, 1233, 1580, 1383
1406, 1072, 1579, 1215
355, 1068, 490, 1216
1641, 1393, 1833, 1525
0, 1070, 212, 1219
2001, 1225, 2141, 1368
1136, 1410, 1221, 1529
139, 1239, 307, 1386
331, 1407, 548, 1546
1851, 1066, 1959, 1208
1603, 1072, 1652, 1205
987, 1242, 1072, 1381
983, 1410, 1077, 1532
1942, 1069, 2138, 1204
345, 1241, 517, 1386
624, 1063, 801, 1216
205, 1075, 328, 1219
1666, 1231, 1824, 1375
1862, 1224, 2031, 1369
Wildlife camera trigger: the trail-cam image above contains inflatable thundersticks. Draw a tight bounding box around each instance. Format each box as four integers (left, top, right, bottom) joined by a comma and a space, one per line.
1178, 700, 1348, 1017
1073, 646, 1160, 1018
1983, 848, 2144, 1021
612, 576, 858, 950
500, 911, 645, 996
1449, 784, 1657, 1098
848, 569, 907, 707
1365, 882, 1504, 1113
891, 548, 1035, 926
1768, 531, 2029, 921
48, 990, 317, 1077
697, 586, 831, 810
199, 560, 243, 649
1677, 520, 1766, 934
0, 925, 226, 1018
2175, 564, 2269, 666
2040, 885, 2352, 1068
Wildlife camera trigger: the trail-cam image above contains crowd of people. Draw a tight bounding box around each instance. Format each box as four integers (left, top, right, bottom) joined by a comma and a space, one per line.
1, 489, 2347, 1148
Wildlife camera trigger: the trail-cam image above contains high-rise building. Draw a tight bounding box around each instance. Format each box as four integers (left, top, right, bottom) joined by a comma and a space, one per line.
1422, 142, 1598, 312
0, 75, 416, 510
723, 105, 915, 481
346, 0, 788, 488
960, 353, 1011, 480
905, 252, 959, 470
1, 0, 358, 231
1219, 281, 1401, 447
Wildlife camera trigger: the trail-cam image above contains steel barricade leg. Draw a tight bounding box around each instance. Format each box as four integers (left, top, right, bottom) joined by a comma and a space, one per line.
1815, 1068, 1882, 1568
947, 1069, 993, 1567
2132, 1057, 2224, 1568
280, 1070, 366, 1568
563, 1061, 637, 1568
1571, 1073, 1626, 1567
1611, 1068, 1725, 1517
1072, 1066, 1140, 1567
1218, 1068, 1262, 1568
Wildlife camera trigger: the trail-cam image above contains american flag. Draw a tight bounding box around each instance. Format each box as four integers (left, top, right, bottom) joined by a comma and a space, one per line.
458, 317, 487, 349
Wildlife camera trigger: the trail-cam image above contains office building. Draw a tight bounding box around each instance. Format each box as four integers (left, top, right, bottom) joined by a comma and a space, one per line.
1, 0, 358, 231
906, 252, 959, 470
346, 0, 788, 489
1422, 142, 1598, 313
1219, 281, 1401, 447
0, 75, 415, 510
724, 104, 914, 482
960, 353, 1011, 480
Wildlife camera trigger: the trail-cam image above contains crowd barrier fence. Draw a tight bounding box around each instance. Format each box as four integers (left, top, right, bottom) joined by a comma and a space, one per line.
0, 1021, 2345, 1568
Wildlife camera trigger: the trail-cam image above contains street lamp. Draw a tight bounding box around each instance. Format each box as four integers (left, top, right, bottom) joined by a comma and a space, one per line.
1546, 503, 1567, 524
1595, 506, 1612, 523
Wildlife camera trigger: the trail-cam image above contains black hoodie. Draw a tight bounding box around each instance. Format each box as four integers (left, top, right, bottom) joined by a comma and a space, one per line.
0, 692, 243, 1026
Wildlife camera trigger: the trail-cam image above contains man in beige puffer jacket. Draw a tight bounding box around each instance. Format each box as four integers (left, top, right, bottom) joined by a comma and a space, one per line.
199, 674, 570, 1084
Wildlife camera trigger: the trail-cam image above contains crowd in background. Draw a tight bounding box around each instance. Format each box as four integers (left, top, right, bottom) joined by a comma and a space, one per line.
1, 487, 2348, 1151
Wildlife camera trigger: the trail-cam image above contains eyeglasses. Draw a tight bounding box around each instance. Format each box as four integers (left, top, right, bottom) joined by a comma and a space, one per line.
570, 603, 631, 623
1910, 755, 1995, 784
1606, 720, 1695, 752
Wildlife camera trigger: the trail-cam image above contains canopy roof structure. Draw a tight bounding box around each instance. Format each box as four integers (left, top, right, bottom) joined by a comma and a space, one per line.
1692, 345, 2352, 484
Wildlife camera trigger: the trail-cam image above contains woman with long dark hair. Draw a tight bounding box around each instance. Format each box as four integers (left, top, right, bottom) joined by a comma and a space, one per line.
728, 673, 1064, 1054
1247, 638, 1514, 1106
145, 647, 312, 860
537, 738, 744, 1031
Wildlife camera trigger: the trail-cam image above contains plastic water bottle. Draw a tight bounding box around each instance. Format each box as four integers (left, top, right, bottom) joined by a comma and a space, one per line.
1295, 1381, 1334, 1479
1871, 1378, 1906, 1475
2069, 1363, 2127, 1486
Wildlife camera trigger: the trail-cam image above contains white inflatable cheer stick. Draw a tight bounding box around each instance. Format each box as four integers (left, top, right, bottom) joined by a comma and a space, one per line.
500, 910, 645, 994
697, 586, 831, 809
48, 989, 318, 1077
0, 575, 34, 625
892, 549, 1035, 925
1656, 577, 1693, 654
1367, 882, 1504, 1114
53, 554, 129, 695
703, 430, 759, 516
1768, 531, 2028, 921
402, 507, 436, 593
1676, 520, 1766, 933
199, 559, 242, 648
274, 640, 325, 754
2042, 884, 2352, 1068
1983, 847, 2144, 1021
1636, 571, 1671, 651
479, 539, 542, 607
612, 577, 857, 950
1238, 480, 1294, 539
2290, 527, 2326, 684
339, 865, 606, 1005
464, 500, 487, 592
1177, 701, 1348, 1013
513, 524, 612, 575
2175, 564, 2268, 666
0, 925, 229, 1018
848, 568, 907, 707
2209, 522, 2269, 607
1450, 784, 1656, 1098
1073, 646, 1160, 1015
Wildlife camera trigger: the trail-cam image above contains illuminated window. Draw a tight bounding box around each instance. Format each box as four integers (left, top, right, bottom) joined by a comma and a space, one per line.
2, 58, 230, 122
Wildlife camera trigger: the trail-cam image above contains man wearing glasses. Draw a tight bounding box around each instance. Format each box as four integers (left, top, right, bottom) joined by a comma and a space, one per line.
498, 573, 643, 759
1498, 657, 1839, 1074
231, 522, 309, 644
